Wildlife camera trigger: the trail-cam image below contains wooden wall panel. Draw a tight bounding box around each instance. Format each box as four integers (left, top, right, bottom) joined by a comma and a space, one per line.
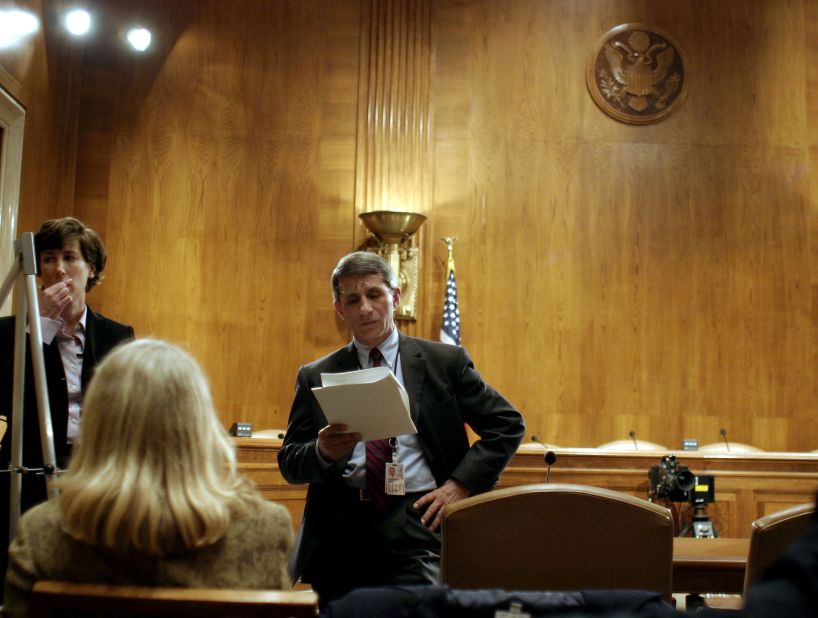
354, 0, 432, 220
60, 0, 818, 452
73, 0, 362, 431
429, 0, 818, 451
0, 0, 78, 238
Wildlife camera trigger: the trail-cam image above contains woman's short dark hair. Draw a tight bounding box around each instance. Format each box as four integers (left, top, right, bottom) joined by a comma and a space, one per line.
34, 217, 106, 292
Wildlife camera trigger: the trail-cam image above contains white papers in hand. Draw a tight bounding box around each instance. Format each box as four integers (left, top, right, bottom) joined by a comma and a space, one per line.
312, 367, 416, 441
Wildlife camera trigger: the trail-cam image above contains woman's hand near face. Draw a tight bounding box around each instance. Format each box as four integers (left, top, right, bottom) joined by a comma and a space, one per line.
39, 280, 73, 321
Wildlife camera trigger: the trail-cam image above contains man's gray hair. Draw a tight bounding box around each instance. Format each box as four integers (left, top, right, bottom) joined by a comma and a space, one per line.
331, 251, 398, 301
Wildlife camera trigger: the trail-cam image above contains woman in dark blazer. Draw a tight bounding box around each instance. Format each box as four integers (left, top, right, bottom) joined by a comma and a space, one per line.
0, 217, 134, 591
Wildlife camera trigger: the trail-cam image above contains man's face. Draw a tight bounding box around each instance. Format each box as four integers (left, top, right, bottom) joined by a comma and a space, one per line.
334, 274, 401, 348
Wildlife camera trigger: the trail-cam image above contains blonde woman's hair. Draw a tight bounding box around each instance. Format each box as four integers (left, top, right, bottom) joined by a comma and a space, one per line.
58, 338, 261, 556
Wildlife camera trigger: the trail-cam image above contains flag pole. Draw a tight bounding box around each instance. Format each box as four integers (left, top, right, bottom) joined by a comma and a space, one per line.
440, 237, 476, 443
440, 237, 461, 347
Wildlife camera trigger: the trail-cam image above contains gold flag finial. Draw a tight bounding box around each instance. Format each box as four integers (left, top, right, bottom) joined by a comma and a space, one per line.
441, 237, 457, 273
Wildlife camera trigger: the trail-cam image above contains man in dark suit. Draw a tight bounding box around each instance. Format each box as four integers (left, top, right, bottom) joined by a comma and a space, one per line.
0, 217, 134, 589
278, 251, 524, 604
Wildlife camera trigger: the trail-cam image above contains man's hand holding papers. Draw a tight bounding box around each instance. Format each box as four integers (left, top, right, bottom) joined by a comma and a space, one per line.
311, 367, 417, 441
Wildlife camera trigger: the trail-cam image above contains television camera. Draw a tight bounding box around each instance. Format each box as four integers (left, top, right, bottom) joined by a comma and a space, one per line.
648, 455, 717, 538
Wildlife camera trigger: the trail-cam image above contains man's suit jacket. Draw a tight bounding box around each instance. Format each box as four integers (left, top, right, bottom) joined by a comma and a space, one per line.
278, 333, 525, 582
0, 307, 134, 510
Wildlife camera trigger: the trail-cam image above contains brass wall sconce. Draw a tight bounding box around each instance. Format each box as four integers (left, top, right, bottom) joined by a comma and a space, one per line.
359, 210, 426, 321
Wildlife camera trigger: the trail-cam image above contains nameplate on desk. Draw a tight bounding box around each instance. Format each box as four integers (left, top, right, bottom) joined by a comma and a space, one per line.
229, 422, 253, 437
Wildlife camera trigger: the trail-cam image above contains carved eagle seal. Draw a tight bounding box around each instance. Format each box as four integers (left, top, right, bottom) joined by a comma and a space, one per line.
587, 24, 686, 125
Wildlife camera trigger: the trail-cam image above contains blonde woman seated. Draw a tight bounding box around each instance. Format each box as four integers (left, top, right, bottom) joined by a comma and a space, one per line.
2, 339, 293, 616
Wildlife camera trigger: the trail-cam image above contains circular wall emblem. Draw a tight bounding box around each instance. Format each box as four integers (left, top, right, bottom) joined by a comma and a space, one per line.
586, 23, 686, 125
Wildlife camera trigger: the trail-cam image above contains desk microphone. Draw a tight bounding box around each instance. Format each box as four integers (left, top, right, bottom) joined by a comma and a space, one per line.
629, 430, 638, 450
545, 451, 557, 482
720, 428, 731, 452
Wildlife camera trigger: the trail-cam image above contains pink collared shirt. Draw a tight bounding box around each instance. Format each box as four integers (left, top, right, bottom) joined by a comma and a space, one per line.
41, 308, 87, 444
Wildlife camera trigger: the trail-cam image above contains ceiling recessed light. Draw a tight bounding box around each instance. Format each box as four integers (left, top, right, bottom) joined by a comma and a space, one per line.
0, 9, 39, 48
64, 8, 92, 36
125, 27, 151, 52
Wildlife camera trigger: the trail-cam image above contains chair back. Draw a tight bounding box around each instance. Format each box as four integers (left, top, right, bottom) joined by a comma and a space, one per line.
30, 581, 318, 618
743, 502, 814, 593
440, 483, 674, 600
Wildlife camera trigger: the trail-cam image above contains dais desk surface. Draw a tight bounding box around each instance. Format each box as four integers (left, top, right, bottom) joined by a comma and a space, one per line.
235, 438, 818, 539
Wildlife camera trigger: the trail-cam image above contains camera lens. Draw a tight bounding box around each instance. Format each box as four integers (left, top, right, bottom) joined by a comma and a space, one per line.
675, 469, 696, 492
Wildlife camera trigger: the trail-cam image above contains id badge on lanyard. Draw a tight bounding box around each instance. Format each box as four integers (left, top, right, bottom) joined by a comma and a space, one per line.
385, 437, 405, 496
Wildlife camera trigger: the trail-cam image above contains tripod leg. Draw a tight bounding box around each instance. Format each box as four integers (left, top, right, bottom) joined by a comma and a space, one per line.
6, 233, 60, 543
9, 270, 26, 540
20, 237, 58, 501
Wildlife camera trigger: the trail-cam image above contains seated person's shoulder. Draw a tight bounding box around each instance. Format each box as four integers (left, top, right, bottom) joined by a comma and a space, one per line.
12, 499, 65, 552
245, 500, 293, 532
228, 500, 294, 556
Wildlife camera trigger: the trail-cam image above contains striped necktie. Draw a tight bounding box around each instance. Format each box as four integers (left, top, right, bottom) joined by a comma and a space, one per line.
365, 347, 392, 510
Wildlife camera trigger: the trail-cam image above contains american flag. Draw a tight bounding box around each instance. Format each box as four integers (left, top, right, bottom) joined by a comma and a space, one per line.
440, 240, 461, 346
